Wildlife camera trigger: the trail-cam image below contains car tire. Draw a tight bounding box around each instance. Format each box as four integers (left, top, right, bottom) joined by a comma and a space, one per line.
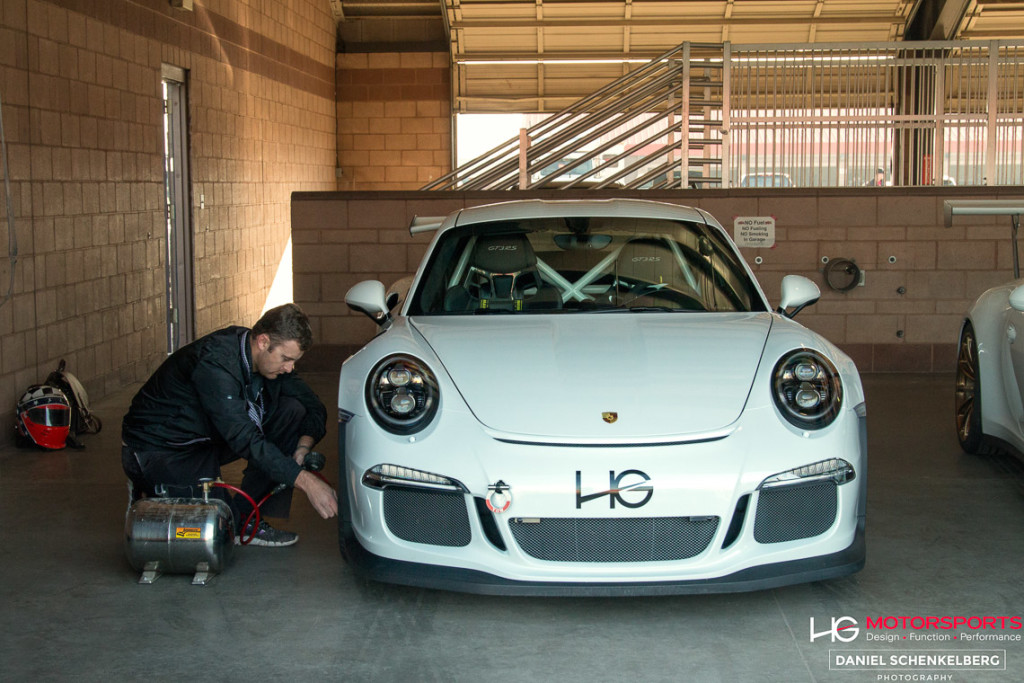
337, 432, 356, 560
955, 322, 986, 454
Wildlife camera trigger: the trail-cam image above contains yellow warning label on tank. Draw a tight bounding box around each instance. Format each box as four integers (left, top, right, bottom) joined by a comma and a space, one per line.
175, 527, 202, 539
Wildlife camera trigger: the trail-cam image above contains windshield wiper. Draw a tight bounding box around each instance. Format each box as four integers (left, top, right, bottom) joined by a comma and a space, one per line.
625, 306, 679, 313
579, 305, 679, 313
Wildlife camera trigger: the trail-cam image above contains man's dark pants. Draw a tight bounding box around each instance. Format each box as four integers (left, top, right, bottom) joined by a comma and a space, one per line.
122, 397, 305, 531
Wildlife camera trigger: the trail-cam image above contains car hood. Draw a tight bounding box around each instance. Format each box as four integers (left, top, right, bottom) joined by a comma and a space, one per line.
410, 313, 773, 441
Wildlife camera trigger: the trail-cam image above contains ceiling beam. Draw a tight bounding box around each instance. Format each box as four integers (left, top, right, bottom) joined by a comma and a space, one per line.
453, 51, 720, 63
342, 1, 441, 17
448, 15, 909, 29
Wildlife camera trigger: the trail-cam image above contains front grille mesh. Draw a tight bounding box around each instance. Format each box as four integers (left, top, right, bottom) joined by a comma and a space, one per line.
383, 487, 471, 547
753, 481, 838, 544
508, 516, 719, 563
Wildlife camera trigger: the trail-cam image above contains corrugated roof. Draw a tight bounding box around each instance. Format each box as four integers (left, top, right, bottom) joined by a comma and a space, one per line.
336, 1, 1024, 111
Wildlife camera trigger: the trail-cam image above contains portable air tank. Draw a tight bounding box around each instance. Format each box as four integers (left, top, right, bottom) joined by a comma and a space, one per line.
124, 482, 234, 585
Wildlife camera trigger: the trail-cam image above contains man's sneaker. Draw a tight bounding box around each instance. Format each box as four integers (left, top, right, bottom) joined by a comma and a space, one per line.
236, 520, 299, 547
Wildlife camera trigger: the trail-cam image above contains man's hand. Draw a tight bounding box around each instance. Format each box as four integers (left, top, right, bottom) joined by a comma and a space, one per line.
294, 470, 338, 519
293, 440, 314, 466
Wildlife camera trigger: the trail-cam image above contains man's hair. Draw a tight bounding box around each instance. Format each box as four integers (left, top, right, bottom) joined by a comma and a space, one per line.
252, 303, 314, 352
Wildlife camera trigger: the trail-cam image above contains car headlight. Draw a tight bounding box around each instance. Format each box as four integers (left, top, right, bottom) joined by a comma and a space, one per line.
758, 458, 856, 489
772, 350, 842, 429
366, 354, 439, 434
362, 464, 466, 492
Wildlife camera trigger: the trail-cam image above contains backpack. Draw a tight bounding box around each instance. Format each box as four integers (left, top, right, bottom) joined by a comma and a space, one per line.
45, 359, 102, 445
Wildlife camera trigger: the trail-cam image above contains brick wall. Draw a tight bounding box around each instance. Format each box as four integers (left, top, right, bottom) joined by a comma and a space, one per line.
291, 187, 1017, 374
0, 0, 336, 445
336, 51, 451, 190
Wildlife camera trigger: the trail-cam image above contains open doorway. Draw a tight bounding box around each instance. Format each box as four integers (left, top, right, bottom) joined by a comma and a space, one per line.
161, 65, 195, 352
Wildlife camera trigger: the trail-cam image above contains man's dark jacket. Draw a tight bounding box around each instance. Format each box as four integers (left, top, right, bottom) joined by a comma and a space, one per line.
122, 326, 326, 485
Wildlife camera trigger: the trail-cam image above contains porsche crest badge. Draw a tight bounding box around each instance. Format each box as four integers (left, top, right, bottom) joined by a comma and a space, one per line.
602, 412, 618, 424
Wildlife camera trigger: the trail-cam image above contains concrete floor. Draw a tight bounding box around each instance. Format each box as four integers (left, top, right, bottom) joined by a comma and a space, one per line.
2, 372, 1023, 683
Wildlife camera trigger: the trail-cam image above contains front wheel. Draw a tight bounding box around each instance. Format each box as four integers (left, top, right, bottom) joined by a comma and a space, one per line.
955, 322, 985, 453
337, 428, 356, 560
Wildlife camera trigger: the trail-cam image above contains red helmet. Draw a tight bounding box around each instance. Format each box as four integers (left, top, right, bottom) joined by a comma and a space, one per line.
16, 385, 72, 450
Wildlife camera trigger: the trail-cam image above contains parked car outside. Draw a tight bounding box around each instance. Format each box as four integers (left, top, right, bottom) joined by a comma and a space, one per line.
739, 172, 793, 188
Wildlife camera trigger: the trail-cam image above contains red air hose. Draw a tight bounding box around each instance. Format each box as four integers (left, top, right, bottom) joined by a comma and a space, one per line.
211, 482, 263, 546
212, 465, 332, 546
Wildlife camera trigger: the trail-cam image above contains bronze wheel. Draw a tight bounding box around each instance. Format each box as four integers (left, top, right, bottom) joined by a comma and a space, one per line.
955, 323, 983, 453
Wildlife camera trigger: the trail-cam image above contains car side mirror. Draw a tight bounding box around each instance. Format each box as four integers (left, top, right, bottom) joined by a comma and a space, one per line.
345, 280, 391, 326
1010, 284, 1024, 312
776, 275, 820, 319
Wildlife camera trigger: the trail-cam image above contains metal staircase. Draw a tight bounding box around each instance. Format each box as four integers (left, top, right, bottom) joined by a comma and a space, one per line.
423, 42, 728, 191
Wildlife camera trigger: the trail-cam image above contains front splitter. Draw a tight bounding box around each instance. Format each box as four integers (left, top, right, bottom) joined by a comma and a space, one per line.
340, 523, 865, 597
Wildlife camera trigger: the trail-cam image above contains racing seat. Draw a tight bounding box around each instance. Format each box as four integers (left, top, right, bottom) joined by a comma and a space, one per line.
612, 238, 704, 309
444, 233, 561, 312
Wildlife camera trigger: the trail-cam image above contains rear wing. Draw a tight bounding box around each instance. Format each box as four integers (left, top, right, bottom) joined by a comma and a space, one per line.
944, 199, 1024, 277
943, 199, 1024, 227
410, 216, 445, 235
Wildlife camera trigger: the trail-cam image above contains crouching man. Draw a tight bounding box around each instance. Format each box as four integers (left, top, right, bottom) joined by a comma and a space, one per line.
121, 303, 337, 546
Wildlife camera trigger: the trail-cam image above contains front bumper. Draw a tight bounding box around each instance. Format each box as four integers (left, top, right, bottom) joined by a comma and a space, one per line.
341, 521, 865, 596
337, 405, 868, 594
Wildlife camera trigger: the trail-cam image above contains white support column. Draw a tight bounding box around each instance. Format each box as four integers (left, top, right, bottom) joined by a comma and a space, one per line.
519, 128, 530, 189
721, 42, 731, 189
934, 59, 944, 187
986, 41, 999, 186
680, 42, 691, 188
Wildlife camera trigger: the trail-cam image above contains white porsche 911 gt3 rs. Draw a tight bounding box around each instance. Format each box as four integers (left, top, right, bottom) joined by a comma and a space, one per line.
950, 200, 1024, 458
956, 281, 1024, 456
338, 198, 867, 595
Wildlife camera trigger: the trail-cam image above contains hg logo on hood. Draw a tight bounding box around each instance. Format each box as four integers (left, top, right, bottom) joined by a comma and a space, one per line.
575, 469, 653, 509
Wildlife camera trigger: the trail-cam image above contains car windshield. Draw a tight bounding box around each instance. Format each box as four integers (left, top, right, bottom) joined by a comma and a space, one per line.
407, 216, 766, 315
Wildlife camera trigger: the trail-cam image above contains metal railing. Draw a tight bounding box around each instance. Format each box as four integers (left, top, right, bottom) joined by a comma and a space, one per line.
424, 40, 1024, 190
424, 43, 726, 191
729, 41, 1024, 188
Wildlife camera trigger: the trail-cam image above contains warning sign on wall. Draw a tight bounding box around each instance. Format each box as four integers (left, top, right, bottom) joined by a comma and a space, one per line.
733, 216, 776, 248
